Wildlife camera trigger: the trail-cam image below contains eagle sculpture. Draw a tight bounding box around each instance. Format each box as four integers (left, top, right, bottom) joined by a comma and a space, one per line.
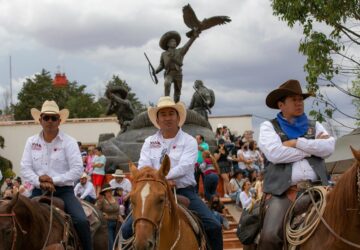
183, 4, 231, 38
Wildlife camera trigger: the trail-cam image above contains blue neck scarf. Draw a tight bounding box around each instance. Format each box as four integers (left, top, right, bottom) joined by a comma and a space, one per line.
276, 113, 308, 140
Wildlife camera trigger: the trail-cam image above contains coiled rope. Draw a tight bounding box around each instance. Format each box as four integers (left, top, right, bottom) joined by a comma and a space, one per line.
285, 186, 327, 247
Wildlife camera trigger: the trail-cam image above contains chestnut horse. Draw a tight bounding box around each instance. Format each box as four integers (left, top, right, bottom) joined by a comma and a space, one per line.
0, 193, 108, 250
295, 146, 360, 249
127, 155, 205, 250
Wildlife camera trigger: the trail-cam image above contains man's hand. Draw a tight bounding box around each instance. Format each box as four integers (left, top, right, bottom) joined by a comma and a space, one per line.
40, 182, 56, 193
316, 132, 330, 140
282, 139, 297, 148
39, 175, 53, 184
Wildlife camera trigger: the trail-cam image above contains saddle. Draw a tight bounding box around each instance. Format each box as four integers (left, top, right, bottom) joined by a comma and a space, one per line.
177, 203, 207, 249
33, 196, 103, 245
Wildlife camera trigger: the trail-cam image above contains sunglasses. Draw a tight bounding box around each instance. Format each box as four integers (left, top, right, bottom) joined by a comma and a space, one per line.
42, 115, 60, 122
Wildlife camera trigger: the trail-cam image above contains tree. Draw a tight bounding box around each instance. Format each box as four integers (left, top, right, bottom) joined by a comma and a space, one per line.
98, 75, 146, 116
13, 69, 103, 120
0, 136, 15, 187
271, 0, 360, 124
352, 76, 360, 126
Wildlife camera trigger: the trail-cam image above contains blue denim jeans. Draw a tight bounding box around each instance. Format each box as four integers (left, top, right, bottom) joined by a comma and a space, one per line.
203, 173, 219, 201
107, 220, 117, 250
122, 186, 223, 250
32, 187, 92, 250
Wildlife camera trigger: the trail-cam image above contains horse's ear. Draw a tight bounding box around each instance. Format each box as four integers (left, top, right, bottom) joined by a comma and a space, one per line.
159, 154, 171, 177
350, 146, 360, 161
6, 192, 20, 212
129, 161, 139, 178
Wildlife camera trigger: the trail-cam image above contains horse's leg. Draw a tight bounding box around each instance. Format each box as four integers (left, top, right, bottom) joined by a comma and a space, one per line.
243, 244, 257, 250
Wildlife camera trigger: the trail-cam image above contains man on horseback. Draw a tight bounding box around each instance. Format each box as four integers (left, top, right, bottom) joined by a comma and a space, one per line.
20, 100, 92, 250
257, 80, 335, 249
122, 96, 223, 250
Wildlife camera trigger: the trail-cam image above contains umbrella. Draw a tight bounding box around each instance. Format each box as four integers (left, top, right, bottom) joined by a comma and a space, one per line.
326, 128, 360, 174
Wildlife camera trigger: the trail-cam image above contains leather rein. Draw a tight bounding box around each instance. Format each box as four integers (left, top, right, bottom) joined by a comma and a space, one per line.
0, 211, 27, 250
133, 177, 180, 249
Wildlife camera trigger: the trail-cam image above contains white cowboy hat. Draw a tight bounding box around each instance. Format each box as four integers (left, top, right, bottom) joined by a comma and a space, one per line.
112, 169, 126, 177
31, 100, 69, 124
147, 96, 186, 129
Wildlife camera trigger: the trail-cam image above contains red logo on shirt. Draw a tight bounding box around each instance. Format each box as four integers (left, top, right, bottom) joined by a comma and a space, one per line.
31, 143, 42, 150
150, 141, 161, 148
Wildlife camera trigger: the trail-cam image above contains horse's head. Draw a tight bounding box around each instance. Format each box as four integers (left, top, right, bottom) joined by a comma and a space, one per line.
129, 155, 174, 250
0, 193, 32, 250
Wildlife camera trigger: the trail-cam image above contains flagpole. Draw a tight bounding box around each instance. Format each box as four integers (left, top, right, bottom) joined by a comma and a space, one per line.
9, 55, 13, 105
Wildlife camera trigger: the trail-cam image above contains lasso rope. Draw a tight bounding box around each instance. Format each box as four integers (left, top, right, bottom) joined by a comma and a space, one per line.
285, 186, 327, 247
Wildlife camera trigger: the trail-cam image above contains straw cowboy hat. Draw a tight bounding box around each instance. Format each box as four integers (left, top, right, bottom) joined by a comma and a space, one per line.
80, 173, 89, 179
159, 31, 181, 50
112, 169, 126, 178
266, 79, 312, 109
148, 96, 186, 129
31, 100, 69, 124
100, 184, 113, 195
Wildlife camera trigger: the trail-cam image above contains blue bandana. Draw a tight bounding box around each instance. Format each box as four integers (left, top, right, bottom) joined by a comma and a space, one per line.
276, 113, 308, 140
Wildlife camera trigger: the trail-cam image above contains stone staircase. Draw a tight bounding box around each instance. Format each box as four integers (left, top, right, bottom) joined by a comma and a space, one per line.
221, 199, 243, 250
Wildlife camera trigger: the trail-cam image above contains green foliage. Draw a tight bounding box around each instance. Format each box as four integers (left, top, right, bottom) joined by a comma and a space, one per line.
13, 69, 103, 120
271, 0, 360, 122
99, 75, 146, 115
0, 136, 14, 187
351, 76, 360, 126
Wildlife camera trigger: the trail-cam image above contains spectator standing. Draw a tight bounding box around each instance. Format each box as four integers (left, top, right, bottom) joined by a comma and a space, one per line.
214, 138, 231, 197
194, 134, 209, 194
85, 146, 95, 175
97, 184, 120, 250
20, 100, 91, 250
78, 141, 87, 170
74, 173, 96, 204
236, 142, 255, 178
249, 140, 264, 171
199, 150, 219, 201
92, 146, 106, 197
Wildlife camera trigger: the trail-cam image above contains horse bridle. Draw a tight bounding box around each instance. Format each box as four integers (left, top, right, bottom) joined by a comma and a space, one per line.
0, 211, 27, 250
132, 177, 175, 248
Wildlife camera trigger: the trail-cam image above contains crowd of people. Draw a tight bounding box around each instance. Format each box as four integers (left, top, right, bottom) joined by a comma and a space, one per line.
195, 124, 265, 210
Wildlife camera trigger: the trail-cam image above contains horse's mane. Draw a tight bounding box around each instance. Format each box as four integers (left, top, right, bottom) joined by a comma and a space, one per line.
324, 159, 359, 244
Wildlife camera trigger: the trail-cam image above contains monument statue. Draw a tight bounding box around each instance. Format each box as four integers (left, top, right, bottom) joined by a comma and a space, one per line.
147, 4, 231, 103
154, 30, 199, 103
105, 86, 135, 132
189, 80, 215, 120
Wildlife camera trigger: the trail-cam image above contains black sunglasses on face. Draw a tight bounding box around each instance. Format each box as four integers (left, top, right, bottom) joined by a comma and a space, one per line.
42, 115, 59, 122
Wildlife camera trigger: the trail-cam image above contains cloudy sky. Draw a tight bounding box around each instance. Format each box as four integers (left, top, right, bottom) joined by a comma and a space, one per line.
0, 0, 357, 137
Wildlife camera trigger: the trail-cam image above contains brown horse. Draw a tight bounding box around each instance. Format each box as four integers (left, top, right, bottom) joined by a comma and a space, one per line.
0, 193, 108, 250
297, 146, 360, 249
127, 155, 204, 250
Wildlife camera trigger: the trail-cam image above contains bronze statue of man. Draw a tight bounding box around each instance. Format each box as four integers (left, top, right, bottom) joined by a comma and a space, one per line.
155, 30, 200, 102
189, 80, 215, 120
105, 86, 135, 132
